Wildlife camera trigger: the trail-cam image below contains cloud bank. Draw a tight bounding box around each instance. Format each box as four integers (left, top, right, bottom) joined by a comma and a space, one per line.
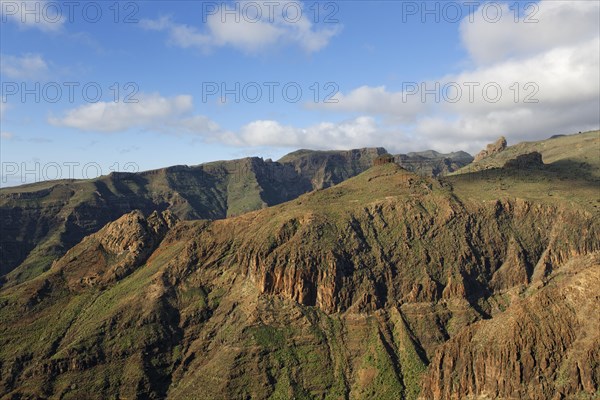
52, 1, 599, 154
140, 1, 341, 54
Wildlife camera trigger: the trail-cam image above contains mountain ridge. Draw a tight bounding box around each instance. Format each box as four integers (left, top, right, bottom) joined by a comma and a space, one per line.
0, 146, 472, 283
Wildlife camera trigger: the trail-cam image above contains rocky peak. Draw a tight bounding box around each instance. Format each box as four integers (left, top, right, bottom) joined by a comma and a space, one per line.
373, 153, 395, 166
98, 210, 177, 255
54, 210, 178, 289
474, 136, 507, 162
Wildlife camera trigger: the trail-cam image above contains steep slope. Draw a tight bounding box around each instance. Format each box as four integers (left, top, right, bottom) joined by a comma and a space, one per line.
0, 149, 385, 283
1, 162, 598, 399
277, 147, 388, 189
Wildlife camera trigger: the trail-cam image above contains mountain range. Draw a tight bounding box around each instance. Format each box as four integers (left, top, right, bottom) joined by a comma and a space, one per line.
0, 130, 598, 399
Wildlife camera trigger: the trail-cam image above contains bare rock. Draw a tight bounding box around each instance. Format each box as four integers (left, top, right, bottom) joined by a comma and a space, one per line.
420, 253, 600, 400
54, 210, 178, 290
474, 136, 507, 162
373, 153, 395, 166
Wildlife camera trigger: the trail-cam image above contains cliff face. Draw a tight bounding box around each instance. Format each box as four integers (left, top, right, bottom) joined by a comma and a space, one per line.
54, 210, 178, 290
1, 163, 598, 399
0, 149, 384, 282
420, 252, 600, 400
277, 147, 388, 189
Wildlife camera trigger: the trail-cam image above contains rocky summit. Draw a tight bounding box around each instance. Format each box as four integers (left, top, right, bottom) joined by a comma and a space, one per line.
0, 131, 599, 399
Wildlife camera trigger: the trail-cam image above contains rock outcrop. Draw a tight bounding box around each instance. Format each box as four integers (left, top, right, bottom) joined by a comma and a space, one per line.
374, 154, 396, 166
53, 210, 178, 290
503, 151, 544, 169
474, 136, 507, 162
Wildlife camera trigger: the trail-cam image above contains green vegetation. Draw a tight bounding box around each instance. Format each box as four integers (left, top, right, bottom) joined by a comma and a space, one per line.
1, 131, 599, 399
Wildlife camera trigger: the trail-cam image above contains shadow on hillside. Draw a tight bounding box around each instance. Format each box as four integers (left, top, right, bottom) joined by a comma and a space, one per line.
449, 158, 599, 188
545, 159, 598, 182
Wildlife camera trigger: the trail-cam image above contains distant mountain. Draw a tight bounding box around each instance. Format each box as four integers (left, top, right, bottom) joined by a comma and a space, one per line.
277, 147, 388, 189
395, 150, 473, 177
280, 147, 473, 181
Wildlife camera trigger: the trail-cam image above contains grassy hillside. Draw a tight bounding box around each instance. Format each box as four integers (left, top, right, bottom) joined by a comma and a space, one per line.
448, 130, 600, 213
452, 130, 599, 177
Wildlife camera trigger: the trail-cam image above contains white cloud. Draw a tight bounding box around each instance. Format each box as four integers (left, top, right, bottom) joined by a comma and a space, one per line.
0, 53, 49, 80
460, 1, 600, 65
441, 38, 600, 114
304, 0, 599, 153
48, 93, 396, 151
48, 94, 195, 132
0, 0, 64, 32
140, 16, 213, 50
413, 100, 600, 153
140, 1, 340, 54
231, 116, 384, 149
171, 115, 224, 136
312, 85, 426, 122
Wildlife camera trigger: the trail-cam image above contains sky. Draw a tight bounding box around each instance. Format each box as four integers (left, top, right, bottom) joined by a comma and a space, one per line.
1, 0, 599, 186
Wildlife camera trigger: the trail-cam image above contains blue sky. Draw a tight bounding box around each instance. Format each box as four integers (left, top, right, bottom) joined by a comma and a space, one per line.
1, 0, 599, 186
